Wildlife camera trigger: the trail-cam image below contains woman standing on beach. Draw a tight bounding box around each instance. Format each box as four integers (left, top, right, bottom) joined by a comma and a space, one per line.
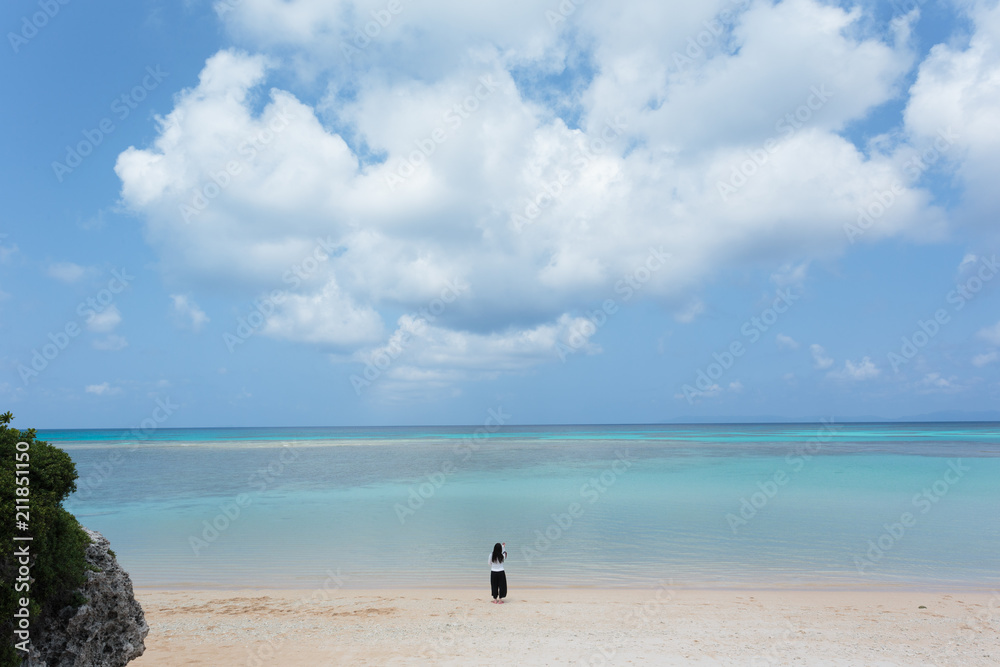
490, 542, 507, 603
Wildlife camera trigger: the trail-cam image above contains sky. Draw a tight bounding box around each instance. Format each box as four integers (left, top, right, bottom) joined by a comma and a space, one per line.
1, 0, 999, 428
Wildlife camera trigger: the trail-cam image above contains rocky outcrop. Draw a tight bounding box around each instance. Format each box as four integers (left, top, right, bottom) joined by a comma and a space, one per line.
26, 528, 148, 667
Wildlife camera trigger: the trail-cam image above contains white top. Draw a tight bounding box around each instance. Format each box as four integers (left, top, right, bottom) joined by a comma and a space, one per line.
489, 546, 507, 572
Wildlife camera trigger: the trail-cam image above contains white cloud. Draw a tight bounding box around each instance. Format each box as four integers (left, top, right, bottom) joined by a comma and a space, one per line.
978, 321, 1000, 346
170, 294, 210, 332
85, 382, 120, 396
917, 372, 962, 393
776, 333, 799, 350
216, 0, 560, 74
904, 1, 1000, 232
770, 262, 809, 289
673, 378, 743, 402
115, 1, 961, 383
972, 351, 998, 367
810, 343, 834, 369
959, 253, 980, 272
829, 356, 880, 381
673, 299, 705, 324
86, 305, 122, 333
349, 313, 600, 394
47, 262, 89, 283
263, 281, 384, 347
92, 335, 128, 351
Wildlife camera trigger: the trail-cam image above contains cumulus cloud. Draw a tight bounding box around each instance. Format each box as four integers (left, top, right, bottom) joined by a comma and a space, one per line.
350, 313, 601, 394
85, 382, 120, 396
47, 262, 89, 283
674, 299, 705, 324
810, 343, 834, 369
959, 253, 981, 273
170, 294, 210, 332
114, 0, 977, 385
904, 0, 1000, 233
770, 263, 809, 290
673, 378, 743, 402
978, 321, 1000, 346
917, 372, 961, 393
829, 356, 880, 381
93, 335, 128, 351
263, 281, 384, 347
776, 333, 799, 350
86, 305, 122, 333
972, 350, 998, 367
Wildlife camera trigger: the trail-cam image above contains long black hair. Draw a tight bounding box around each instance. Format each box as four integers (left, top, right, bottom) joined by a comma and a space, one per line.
491, 542, 504, 564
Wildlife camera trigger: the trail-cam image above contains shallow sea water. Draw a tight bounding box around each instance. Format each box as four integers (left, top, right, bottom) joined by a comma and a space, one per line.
42, 423, 1000, 590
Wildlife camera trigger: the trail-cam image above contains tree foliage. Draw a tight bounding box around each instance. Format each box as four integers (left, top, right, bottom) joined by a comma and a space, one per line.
1, 413, 89, 666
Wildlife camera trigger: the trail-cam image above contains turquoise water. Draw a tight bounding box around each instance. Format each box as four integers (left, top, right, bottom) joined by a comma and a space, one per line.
42, 423, 1000, 590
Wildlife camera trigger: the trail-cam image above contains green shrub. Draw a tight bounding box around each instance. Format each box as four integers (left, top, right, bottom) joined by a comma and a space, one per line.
1, 413, 90, 667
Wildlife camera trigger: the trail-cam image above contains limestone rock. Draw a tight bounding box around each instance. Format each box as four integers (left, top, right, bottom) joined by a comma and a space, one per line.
26, 528, 148, 666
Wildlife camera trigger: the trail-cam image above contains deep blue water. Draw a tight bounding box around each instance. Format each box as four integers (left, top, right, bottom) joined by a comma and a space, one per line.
40, 422, 1000, 590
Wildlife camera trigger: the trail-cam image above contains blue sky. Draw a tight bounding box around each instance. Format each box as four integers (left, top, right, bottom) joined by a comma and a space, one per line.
2, 0, 999, 428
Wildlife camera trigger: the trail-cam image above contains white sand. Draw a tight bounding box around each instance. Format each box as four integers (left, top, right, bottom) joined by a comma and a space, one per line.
128, 587, 999, 666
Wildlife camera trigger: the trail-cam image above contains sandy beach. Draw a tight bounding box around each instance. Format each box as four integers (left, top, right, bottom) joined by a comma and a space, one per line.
129, 587, 999, 666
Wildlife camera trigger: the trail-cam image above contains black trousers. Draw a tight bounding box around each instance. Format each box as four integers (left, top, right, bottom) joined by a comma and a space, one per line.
490, 570, 507, 599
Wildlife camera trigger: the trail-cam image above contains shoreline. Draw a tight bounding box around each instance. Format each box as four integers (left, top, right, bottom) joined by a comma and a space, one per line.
130, 587, 1000, 666
134, 581, 1000, 593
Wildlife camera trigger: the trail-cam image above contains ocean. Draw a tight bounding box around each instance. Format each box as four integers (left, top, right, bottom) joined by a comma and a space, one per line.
41, 422, 1000, 591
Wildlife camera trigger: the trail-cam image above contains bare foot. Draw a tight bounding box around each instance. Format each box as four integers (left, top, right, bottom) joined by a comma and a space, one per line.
498, 600, 505, 604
